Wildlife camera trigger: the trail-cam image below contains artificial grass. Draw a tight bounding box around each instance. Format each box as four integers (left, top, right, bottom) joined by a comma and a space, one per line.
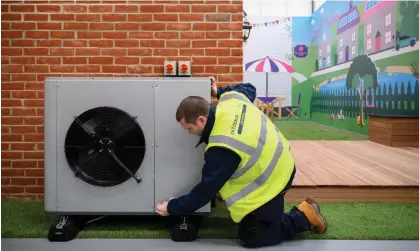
274, 121, 367, 140
2, 200, 419, 240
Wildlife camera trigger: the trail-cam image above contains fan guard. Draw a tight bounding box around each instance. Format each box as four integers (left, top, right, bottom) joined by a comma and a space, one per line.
64, 106, 146, 187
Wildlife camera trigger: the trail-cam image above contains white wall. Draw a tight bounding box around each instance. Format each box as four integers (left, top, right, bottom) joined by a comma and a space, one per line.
313, 0, 327, 12
243, 0, 312, 105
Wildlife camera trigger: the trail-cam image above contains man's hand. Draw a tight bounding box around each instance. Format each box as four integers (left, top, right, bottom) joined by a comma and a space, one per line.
155, 201, 169, 216
210, 76, 217, 98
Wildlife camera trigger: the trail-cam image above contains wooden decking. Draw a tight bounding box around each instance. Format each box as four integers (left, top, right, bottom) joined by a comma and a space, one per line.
284, 141, 419, 203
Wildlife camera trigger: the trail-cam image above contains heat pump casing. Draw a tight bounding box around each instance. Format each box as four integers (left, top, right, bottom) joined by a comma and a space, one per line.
44, 77, 211, 215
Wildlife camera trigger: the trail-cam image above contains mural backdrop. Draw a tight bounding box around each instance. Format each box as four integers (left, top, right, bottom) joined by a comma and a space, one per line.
290, 0, 419, 135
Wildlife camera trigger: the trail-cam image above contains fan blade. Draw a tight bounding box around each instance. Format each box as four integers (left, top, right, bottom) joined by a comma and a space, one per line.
74, 116, 97, 138
110, 152, 141, 183
74, 151, 100, 176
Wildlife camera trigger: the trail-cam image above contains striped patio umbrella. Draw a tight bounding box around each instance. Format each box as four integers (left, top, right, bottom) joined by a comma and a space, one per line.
245, 56, 307, 97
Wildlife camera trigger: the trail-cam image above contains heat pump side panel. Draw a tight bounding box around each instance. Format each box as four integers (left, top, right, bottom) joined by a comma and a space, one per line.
54, 78, 155, 214
154, 78, 211, 214
44, 78, 58, 212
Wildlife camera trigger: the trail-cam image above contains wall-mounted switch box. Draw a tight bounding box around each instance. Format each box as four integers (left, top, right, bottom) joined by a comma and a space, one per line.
164, 61, 177, 76
177, 61, 191, 77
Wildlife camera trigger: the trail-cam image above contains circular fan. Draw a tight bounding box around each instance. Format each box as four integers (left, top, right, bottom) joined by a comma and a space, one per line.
64, 106, 146, 187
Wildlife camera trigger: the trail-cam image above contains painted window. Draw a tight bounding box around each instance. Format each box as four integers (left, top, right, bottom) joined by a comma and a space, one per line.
352, 32, 356, 41
385, 13, 392, 27
339, 51, 343, 59
367, 24, 372, 35
352, 46, 356, 55
367, 39, 372, 50
385, 31, 392, 43
347, 10, 358, 23
338, 16, 348, 29
323, 33, 326, 41
340, 38, 343, 47
366, 0, 378, 11
327, 45, 330, 53
319, 49, 322, 57
327, 56, 330, 64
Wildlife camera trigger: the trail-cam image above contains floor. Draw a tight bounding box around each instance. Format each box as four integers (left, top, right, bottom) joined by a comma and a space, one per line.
2, 239, 419, 251
285, 141, 419, 202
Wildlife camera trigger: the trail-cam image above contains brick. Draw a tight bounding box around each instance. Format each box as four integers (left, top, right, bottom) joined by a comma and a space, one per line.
180, 14, 204, 21
89, 40, 113, 47
102, 65, 127, 73
218, 57, 243, 65
192, 5, 216, 12
103, 32, 128, 39
50, 65, 75, 73
2, 99, 22, 107
25, 168, 44, 177
11, 5, 35, 12
153, 48, 178, 56
24, 99, 44, 107
2, 117, 23, 124
140, 5, 164, 12
127, 65, 154, 73
24, 14, 48, 21
2, 135, 23, 142
10, 142, 35, 150
231, 48, 243, 56
2, 14, 22, 21
89, 57, 114, 64
25, 31, 49, 39
63, 5, 87, 12
38, 22, 61, 30
89, 5, 113, 12
36, 5, 61, 12
206, 31, 230, 39
51, 14, 75, 21
141, 57, 165, 65
2, 65, 23, 73
102, 14, 127, 22
2, 168, 24, 177
140, 40, 165, 48
218, 40, 243, 48
167, 40, 191, 48
205, 14, 231, 22
141, 23, 166, 31
154, 14, 179, 21
51, 31, 75, 39
192, 40, 217, 48
12, 108, 37, 116
115, 5, 139, 12
64, 23, 89, 30
115, 40, 139, 47
127, 14, 153, 22
155, 32, 179, 39
206, 48, 230, 56
89, 23, 114, 30
37, 40, 61, 47
24, 134, 44, 141
2, 186, 25, 194
76, 65, 101, 73
77, 31, 101, 39
11, 177, 38, 185
25, 186, 44, 194
24, 152, 44, 159
180, 48, 205, 56
166, 5, 190, 12
2, 31, 23, 39
193, 23, 217, 31
2, 91, 11, 98
102, 48, 127, 56
63, 40, 88, 47
24, 65, 49, 73
181, 32, 206, 39
129, 32, 153, 39
3, 48, 22, 56
219, 23, 242, 30
25, 82, 44, 90
49, 48, 74, 56
218, 5, 242, 13
115, 23, 139, 30
167, 23, 191, 31
76, 14, 101, 22
11, 74, 37, 81
115, 57, 140, 65
12, 91, 37, 99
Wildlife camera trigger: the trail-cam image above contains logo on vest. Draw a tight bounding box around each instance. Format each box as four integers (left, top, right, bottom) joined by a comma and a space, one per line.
230, 104, 247, 135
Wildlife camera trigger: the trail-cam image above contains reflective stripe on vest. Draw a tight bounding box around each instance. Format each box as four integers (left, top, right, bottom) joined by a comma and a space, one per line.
210, 92, 284, 208
214, 92, 268, 179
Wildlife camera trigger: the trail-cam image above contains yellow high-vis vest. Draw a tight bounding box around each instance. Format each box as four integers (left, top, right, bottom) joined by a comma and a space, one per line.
206, 91, 295, 223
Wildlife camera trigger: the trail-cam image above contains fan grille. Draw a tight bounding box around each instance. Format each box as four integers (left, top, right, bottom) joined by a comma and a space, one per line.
64, 106, 146, 187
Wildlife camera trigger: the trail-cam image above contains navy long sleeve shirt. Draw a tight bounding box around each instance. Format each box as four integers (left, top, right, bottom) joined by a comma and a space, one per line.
167, 83, 257, 215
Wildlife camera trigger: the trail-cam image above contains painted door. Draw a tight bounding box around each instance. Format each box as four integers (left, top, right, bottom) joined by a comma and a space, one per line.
345, 46, 349, 62
322, 58, 326, 68
375, 36, 381, 52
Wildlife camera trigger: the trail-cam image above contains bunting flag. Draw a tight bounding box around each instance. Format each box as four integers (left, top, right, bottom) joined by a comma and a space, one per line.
251, 17, 291, 28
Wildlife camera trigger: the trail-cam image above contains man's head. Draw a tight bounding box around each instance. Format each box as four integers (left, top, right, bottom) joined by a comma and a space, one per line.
176, 96, 210, 136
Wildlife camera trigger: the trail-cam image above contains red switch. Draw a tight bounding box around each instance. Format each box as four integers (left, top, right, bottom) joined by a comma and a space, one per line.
166, 63, 174, 73
180, 63, 188, 73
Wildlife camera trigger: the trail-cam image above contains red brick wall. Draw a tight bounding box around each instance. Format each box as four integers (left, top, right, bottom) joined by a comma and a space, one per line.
1, 0, 243, 200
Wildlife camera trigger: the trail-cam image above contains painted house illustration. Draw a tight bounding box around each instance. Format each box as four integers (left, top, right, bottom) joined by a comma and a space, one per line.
362, 0, 396, 54
315, 20, 333, 70
336, 0, 360, 64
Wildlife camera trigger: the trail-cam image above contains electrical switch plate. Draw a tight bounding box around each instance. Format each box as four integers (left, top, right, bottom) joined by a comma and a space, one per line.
164, 61, 177, 76
177, 61, 191, 77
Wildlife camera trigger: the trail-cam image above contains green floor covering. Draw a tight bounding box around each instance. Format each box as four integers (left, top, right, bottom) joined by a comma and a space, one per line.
2, 200, 419, 240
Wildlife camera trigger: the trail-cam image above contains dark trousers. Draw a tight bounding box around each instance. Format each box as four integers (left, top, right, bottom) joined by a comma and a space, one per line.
237, 168, 311, 248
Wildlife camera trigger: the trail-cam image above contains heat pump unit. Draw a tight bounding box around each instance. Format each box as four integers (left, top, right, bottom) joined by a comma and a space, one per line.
44, 77, 211, 216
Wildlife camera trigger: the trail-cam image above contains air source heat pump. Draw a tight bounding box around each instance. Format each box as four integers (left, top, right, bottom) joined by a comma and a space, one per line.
44, 77, 211, 231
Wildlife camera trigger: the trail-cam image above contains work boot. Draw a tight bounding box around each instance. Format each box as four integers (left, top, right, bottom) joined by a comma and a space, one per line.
297, 197, 328, 233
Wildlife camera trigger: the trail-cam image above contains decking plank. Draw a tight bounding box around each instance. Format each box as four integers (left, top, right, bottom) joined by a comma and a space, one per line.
288, 140, 419, 188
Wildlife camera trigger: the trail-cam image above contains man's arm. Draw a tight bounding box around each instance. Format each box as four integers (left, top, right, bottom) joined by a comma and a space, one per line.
217, 83, 257, 102
167, 147, 241, 215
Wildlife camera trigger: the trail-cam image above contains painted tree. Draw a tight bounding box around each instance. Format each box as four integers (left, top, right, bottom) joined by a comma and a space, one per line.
399, 1, 419, 38
345, 54, 378, 126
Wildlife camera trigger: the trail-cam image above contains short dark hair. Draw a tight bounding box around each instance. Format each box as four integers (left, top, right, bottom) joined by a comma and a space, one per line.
176, 96, 210, 124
